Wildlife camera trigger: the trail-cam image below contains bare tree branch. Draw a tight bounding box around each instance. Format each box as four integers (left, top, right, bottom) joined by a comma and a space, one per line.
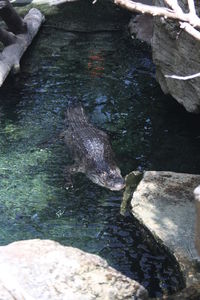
165, 72, 200, 80
180, 21, 200, 40
114, 0, 175, 18
164, 0, 183, 14
114, 0, 200, 27
114, 0, 200, 42
187, 0, 196, 15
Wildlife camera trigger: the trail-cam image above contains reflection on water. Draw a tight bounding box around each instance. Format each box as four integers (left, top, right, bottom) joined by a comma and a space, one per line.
0, 1, 199, 297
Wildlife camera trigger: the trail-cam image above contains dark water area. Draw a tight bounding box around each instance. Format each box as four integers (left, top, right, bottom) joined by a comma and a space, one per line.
0, 1, 200, 298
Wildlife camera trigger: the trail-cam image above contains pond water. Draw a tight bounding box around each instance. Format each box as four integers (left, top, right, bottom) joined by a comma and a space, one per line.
0, 1, 200, 298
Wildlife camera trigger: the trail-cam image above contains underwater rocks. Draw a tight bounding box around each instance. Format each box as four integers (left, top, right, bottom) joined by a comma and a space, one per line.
0, 239, 148, 300
131, 171, 200, 287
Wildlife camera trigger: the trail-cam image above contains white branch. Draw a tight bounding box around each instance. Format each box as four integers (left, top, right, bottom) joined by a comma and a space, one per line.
114, 0, 200, 27
0, 8, 44, 86
165, 72, 200, 80
115, 0, 175, 18
179, 22, 200, 40
187, 0, 196, 15
164, 0, 183, 14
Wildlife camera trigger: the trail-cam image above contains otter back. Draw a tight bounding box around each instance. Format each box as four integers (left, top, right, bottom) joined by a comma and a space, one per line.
63, 104, 125, 191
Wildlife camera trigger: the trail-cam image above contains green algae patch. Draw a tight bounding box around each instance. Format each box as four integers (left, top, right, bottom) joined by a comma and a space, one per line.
120, 171, 143, 216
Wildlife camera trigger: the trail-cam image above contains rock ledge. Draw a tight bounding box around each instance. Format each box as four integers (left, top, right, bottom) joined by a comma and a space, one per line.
131, 171, 200, 287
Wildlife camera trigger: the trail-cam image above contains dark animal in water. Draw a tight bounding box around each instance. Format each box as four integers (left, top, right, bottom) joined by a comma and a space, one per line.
63, 105, 125, 191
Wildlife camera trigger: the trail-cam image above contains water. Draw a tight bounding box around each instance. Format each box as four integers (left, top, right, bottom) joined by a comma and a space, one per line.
0, 1, 200, 297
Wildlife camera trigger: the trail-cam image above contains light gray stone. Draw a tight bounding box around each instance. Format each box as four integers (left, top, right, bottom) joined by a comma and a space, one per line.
0, 239, 148, 300
194, 185, 200, 201
131, 171, 200, 286
152, 0, 200, 113
194, 185, 200, 257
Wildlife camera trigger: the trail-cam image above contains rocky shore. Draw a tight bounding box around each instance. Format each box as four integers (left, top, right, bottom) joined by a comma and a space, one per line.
131, 171, 200, 298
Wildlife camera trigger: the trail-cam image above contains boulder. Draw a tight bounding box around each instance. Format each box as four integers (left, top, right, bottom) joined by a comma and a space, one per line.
0, 239, 148, 300
131, 171, 200, 286
152, 0, 200, 113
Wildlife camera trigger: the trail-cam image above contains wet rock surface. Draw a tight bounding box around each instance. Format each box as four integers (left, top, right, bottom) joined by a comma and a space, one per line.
163, 282, 200, 300
0, 239, 148, 300
131, 171, 200, 287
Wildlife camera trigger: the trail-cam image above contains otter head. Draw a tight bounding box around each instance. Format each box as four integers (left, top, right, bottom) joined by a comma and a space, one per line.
87, 165, 125, 191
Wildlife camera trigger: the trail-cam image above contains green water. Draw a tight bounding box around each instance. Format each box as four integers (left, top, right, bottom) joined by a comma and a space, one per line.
0, 1, 200, 297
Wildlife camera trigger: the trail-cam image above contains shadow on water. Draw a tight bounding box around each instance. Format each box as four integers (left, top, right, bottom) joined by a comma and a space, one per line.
0, 1, 200, 297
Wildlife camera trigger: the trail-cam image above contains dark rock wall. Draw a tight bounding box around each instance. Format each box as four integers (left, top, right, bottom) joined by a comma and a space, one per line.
152, 0, 200, 113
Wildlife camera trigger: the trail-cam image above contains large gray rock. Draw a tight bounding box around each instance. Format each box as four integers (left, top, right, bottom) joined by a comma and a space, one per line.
131, 171, 200, 286
152, 0, 200, 113
0, 239, 148, 300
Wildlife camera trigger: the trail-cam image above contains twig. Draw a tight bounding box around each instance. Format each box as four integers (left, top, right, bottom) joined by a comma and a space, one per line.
180, 21, 200, 40
187, 0, 196, 15
164, 0, 183, 14
165, 72, 200, 80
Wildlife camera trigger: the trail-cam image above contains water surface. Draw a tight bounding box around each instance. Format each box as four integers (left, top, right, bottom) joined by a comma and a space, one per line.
0, 2, 200, 297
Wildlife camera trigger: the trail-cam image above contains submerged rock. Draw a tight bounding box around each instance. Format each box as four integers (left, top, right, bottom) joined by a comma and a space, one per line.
0, 239, 148, 300
131, 171, 200, 287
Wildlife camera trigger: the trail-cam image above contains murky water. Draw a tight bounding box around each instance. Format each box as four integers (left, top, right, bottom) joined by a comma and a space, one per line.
0, 1, 200, 297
